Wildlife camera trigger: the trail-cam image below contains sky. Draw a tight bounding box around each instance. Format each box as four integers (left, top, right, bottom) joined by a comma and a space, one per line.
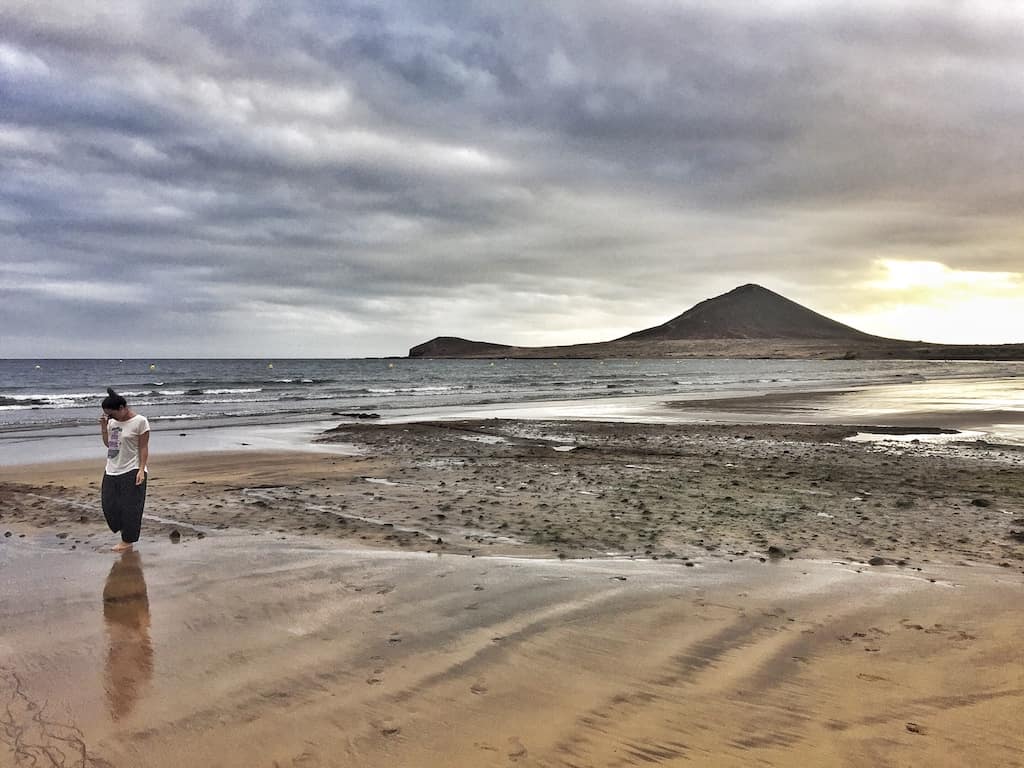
1, 0, 1022, 358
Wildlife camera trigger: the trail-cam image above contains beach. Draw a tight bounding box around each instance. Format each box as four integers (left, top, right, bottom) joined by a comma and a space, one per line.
2, 413, 1024, 767
7, 0, 1024, 763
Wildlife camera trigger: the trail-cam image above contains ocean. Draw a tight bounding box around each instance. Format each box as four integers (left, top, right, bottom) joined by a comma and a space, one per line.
2, 357, 1022, 433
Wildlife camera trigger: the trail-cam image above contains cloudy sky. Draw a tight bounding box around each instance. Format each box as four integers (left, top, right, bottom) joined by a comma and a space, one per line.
2, 0, 1022, 357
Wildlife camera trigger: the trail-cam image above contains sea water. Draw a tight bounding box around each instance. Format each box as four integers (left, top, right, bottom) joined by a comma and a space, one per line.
1, 358, 1022, 465
2, 357, 1021, 431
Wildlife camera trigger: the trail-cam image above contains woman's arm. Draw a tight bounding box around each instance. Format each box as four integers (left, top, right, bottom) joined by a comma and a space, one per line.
136, 429, 150, 485
100, 414, 109, 446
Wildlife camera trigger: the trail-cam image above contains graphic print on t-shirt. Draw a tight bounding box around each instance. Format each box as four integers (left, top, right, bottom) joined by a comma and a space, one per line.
108, 426, 121, 459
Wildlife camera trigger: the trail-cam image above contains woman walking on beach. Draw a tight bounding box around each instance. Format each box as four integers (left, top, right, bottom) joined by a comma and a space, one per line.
100, 388, 150, 552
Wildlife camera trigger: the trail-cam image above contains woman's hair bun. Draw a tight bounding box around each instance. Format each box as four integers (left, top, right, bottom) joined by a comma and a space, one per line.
101, 388, 127, 410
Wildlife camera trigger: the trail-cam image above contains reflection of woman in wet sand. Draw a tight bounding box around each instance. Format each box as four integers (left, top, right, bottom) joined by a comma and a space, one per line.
102, 550, 153, 721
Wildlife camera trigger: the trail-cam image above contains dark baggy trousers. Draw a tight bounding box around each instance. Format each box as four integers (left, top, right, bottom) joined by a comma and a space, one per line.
101, 471, 147, 543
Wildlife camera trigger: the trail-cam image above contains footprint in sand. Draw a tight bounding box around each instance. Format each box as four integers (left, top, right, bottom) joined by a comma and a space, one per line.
471, 680, 488, 695
507, 737, 528, 761
857, 673, 889, 682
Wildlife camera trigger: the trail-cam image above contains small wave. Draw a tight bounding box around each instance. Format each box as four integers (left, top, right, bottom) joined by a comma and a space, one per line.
0, 392, 101, 408
366, 385, 461, 394
121, 389, 182, 398
173, 377, 281, 390
189, 397, 272, 404
150, 413, 203, 420
44, 391, 100, 401
0, 396, 50, 407
196, 388, 263, 395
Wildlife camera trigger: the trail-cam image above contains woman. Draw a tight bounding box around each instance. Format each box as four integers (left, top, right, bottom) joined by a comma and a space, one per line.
99, 388, 150, 552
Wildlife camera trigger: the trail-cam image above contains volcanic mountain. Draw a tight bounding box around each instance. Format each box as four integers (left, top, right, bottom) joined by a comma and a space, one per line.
617, 284, 882, 342
408, 284, 1024, 360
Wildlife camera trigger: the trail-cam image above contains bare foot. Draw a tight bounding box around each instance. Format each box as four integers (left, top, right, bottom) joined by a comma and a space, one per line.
112, 542, 133, 553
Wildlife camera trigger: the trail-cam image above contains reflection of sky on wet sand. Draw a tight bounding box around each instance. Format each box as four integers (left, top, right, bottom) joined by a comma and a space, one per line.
669, 377, 1024, 444
823, 378, 1024, 418
797, 379, 1024, 445
103, 552, 153, 721
4, 532, 1023, 767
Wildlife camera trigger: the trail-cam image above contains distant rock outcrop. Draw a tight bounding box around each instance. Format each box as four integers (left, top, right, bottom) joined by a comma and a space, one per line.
618, 284, 881, 342
409, 336, 513, 358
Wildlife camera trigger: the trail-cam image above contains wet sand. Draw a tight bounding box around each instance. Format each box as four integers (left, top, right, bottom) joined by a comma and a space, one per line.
2, 420, 1024, 766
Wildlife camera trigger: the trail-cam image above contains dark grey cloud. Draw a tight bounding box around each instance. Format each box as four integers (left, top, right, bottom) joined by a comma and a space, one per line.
2, 0, 1023, 356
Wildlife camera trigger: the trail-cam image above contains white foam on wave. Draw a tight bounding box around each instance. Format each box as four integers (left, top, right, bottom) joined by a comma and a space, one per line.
367, 385, 461, 394
8, 392, 98, 402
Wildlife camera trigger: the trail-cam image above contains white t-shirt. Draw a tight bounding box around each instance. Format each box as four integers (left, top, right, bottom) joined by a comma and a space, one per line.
105, 414, 150, 476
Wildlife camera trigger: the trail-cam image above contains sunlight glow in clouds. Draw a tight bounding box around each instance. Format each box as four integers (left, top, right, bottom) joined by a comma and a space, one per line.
839, 260, 1023, 344
871, 260, 1015, 293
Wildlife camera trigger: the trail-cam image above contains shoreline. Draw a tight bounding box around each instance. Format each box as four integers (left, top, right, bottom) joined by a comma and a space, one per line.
3, 372, 1023, 467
